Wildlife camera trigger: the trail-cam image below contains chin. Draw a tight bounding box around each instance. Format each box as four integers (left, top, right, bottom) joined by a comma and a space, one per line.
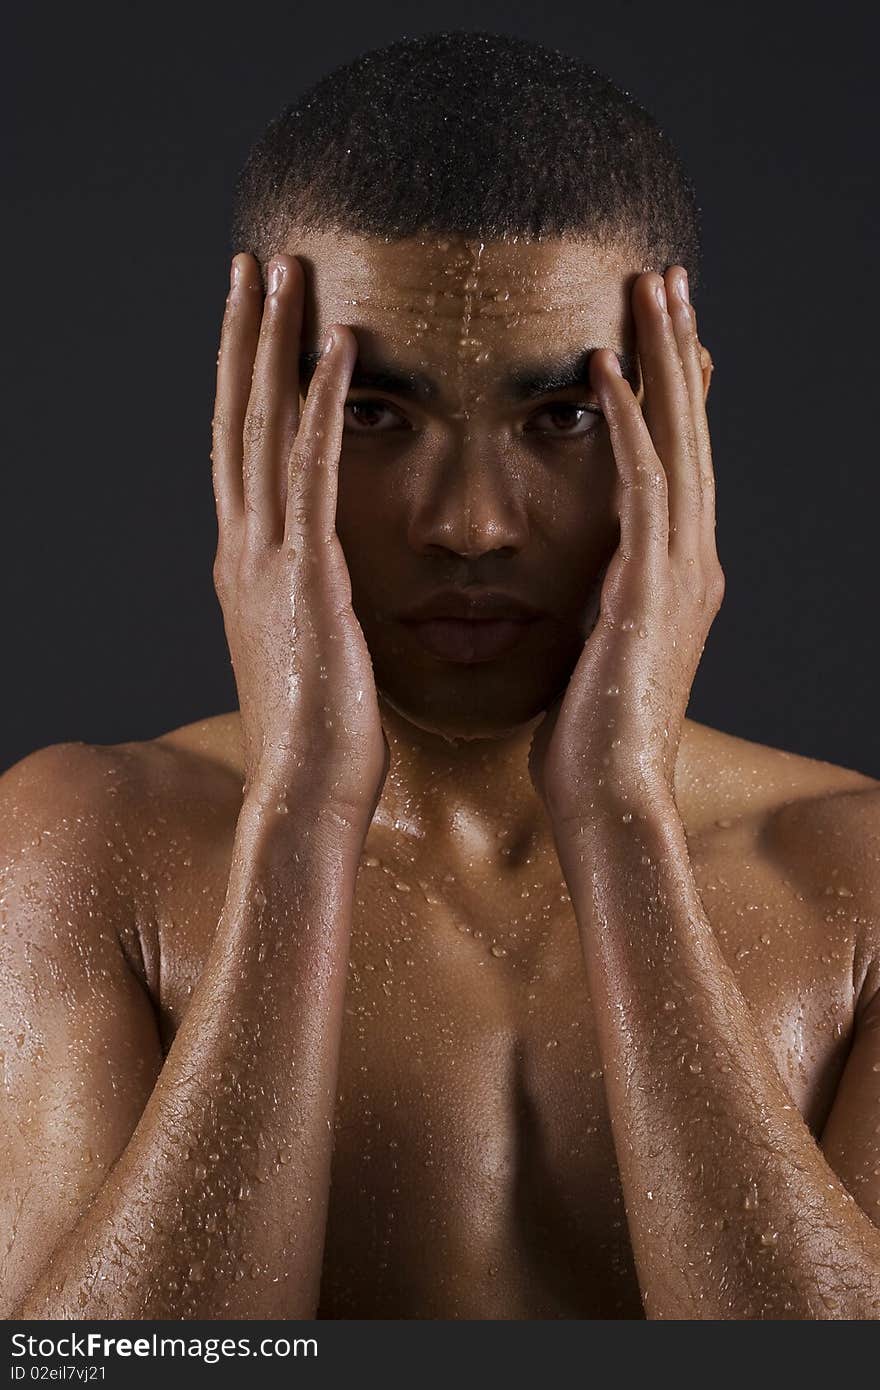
377, 684, 551, 745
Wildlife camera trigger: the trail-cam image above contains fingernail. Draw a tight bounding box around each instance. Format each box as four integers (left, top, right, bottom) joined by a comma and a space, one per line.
268, 260, 285, 294
607, 353, 623, 376
654, 280, 667, 311
678, 269, 690, 304
230, 256, 241, 289
323, 329, 336, 355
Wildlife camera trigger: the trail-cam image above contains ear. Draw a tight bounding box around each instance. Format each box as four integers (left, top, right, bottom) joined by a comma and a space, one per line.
700, 343, 714, 403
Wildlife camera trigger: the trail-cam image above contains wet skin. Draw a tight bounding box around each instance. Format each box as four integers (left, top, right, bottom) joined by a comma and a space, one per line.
301, 231, 645, 744
2, 235, 880, 1319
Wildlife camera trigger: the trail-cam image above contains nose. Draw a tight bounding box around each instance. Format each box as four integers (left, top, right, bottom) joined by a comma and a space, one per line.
407, 445, 530, 560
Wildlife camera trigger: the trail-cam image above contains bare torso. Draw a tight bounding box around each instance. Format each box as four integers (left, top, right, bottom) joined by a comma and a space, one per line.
106, 711, 878, 1318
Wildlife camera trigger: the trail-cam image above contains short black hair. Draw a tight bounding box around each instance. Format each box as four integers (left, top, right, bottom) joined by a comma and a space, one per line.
230, 30, 702, 287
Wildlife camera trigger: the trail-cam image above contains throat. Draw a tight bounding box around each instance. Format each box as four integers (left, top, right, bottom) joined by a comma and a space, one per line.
370, 790, 549, 877
372, 698, 553, 877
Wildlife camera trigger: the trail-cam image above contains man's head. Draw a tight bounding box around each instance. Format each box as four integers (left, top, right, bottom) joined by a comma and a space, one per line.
229, 32, 709, 742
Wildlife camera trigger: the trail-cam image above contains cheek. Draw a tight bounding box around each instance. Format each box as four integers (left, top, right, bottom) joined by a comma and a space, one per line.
333, 461, 395, 568
541, 439, 618, 526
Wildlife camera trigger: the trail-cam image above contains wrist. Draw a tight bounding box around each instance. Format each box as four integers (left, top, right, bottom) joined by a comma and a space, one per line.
240, 780, 377, 853
549, 777, 678, 843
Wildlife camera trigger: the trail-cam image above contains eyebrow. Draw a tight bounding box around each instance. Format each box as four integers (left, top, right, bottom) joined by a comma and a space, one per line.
299, 352, 438, 403
507, 350, 638, 398
298, 348, 638, 401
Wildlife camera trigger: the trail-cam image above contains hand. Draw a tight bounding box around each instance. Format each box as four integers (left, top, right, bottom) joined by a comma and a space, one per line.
528, 266, 724, 828
211, 252, 389, 828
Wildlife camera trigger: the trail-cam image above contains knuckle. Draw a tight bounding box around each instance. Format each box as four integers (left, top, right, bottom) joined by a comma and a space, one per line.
242, 498, 266, 534
243, 405, 268, 447
288, 504, 310, 531
288, 441, 309, 474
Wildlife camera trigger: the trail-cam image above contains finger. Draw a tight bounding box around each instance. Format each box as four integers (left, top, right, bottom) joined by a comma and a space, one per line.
284, 324, 357, 548
665, 267, 718, 544
633, 271, 700, 555
590, 349, 668, 591
242, 254, 305, 545
211, 253, 261, 531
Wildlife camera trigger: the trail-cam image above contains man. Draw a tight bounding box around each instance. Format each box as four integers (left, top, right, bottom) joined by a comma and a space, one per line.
2, 31, 879, 1321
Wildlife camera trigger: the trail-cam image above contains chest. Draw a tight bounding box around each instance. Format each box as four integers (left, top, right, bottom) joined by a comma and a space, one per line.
152, 823, 855, 1316
320, 851, 642, 1315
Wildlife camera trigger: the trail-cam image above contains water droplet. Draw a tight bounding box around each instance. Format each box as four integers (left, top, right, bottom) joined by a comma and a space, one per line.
490, 944, 507, 957
760, 1230, 778, 1247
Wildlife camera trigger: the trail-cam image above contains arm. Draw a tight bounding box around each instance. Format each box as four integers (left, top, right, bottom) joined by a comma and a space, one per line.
559, 789, 880, 1320
5, 249, 388, 1318
1, 741, 365, 1319
528, 264, 880, 1317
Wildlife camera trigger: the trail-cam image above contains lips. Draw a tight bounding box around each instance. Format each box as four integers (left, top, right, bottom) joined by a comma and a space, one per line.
404, 617, 540, 663
400, 587, 544, 623
398, 589, 545, 663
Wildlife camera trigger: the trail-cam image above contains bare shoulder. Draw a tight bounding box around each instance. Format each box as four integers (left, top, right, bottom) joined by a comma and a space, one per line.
0, 720, 243, 964
1, 713, 241, 845
0, 737, 148, 862
148, 710, 246, 785
679, 717, 880, 857
680, 718, 880, 998
677, 717, 879, 833
0, 739, 158, 1002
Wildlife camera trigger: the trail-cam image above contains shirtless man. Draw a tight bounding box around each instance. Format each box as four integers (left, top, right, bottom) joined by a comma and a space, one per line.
2, 33, 880, 1321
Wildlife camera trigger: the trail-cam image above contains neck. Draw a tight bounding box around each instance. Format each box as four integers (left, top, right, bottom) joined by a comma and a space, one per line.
370, 693, 553, 869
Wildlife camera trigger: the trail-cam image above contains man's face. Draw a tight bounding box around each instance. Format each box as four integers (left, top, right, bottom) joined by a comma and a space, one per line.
293, 231, 645, 741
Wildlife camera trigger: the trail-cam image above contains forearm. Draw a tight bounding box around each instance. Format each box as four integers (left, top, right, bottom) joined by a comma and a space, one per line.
559, 793, 880, 1320
13, 793, 363, 1320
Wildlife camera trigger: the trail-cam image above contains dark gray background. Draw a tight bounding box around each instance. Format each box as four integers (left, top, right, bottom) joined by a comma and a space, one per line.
4, 0, 878, 776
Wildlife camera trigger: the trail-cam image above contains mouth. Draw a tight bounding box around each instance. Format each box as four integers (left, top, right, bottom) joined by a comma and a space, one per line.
401, 616, 542, 663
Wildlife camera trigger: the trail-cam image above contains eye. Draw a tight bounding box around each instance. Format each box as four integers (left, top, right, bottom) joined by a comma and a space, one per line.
524, 403, 603, 436
343, 398, 411, 432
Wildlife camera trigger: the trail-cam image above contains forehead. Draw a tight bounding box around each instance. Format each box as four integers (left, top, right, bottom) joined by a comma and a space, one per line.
291, 230, 638, 363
